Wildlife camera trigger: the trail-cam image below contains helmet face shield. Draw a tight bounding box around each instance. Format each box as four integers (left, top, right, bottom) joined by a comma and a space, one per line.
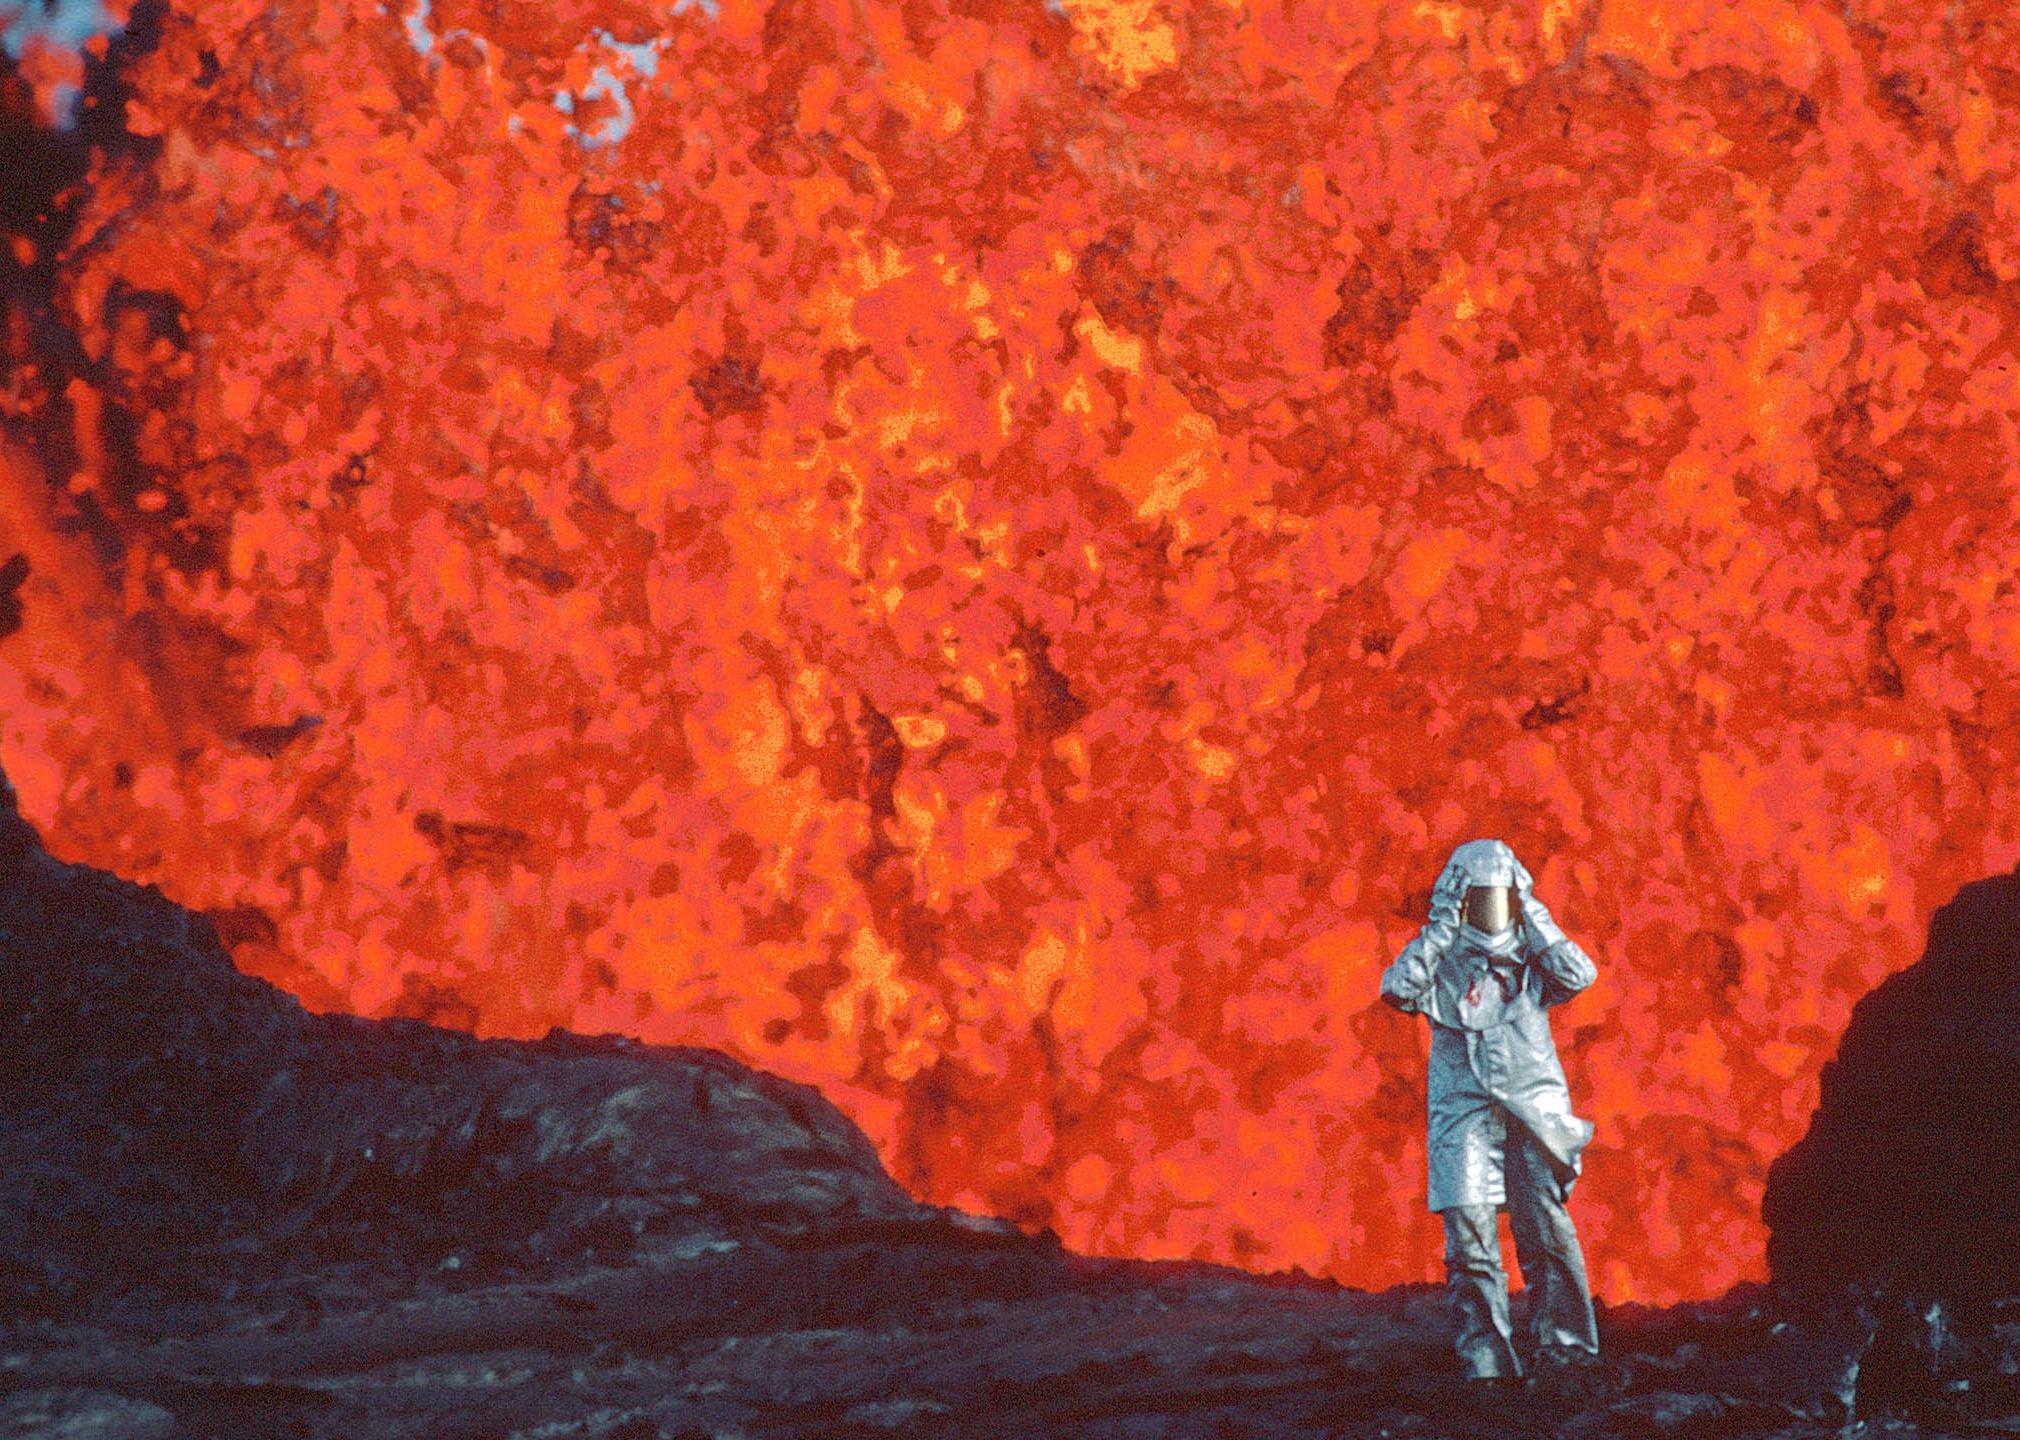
1463, 884, 1516, 935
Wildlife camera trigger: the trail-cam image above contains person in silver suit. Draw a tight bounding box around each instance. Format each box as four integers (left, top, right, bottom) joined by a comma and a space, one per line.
1379, 838, 1601, 1380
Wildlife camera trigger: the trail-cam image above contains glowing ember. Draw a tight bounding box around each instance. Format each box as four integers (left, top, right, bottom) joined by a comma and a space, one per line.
3, 0, 2019, 1306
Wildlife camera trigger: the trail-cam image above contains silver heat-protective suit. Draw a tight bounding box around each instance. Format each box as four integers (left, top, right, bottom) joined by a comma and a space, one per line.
1379, 838, 1601, 1378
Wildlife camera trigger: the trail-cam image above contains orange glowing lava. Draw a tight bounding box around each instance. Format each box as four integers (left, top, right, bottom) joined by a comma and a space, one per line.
4, 0, 2020, 1306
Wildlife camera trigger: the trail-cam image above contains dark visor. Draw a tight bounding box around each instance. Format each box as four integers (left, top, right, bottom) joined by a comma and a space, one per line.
1463, 885, 1515, 934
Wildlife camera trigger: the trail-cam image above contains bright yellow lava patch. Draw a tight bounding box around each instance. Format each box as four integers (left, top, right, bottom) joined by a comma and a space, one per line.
1056, 0, 1179, 88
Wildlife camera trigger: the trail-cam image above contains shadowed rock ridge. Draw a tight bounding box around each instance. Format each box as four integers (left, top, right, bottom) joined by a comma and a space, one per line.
0, 766, 926, 1312
1764, 867, 2020, 1296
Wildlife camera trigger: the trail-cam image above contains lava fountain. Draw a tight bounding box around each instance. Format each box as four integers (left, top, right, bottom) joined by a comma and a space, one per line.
3, 0, 2018, 1305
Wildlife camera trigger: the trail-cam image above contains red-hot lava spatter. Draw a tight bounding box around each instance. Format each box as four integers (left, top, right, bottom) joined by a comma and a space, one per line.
3, 0, 2019, 1305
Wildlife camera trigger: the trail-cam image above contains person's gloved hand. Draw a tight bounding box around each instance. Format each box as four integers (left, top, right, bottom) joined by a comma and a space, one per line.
1518, 886, 1563, 949
1427, 868, 1465, 928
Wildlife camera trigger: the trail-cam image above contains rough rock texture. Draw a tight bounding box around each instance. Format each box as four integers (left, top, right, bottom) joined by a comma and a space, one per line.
5, 766, 2020, 1437
1764, 869, 2020, 1297
3, 1278, 1930, 1440
0, 766, 929, 1316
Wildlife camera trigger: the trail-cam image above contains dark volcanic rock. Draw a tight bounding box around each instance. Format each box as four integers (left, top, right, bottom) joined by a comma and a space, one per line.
0, 768, 925, 1313
1763, 869, 2020, 1297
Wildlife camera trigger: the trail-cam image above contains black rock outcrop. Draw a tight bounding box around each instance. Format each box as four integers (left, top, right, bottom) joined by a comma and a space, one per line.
1764, 868, 2020, 1296
0, 767, 925, 1314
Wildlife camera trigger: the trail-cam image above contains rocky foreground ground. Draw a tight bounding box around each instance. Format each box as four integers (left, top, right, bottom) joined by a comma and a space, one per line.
4, 1252, 1972, 1440
4, 769, 2020, 1439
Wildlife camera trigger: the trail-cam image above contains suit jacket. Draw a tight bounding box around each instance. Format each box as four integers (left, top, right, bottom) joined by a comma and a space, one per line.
1379, 840, 1597, 1211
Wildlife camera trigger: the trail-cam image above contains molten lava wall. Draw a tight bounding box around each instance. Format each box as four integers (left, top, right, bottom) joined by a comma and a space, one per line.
3, 0, 2019, 1304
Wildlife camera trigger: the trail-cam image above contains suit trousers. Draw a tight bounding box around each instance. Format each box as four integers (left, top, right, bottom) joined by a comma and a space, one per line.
1439, 1116, 1600, 1378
